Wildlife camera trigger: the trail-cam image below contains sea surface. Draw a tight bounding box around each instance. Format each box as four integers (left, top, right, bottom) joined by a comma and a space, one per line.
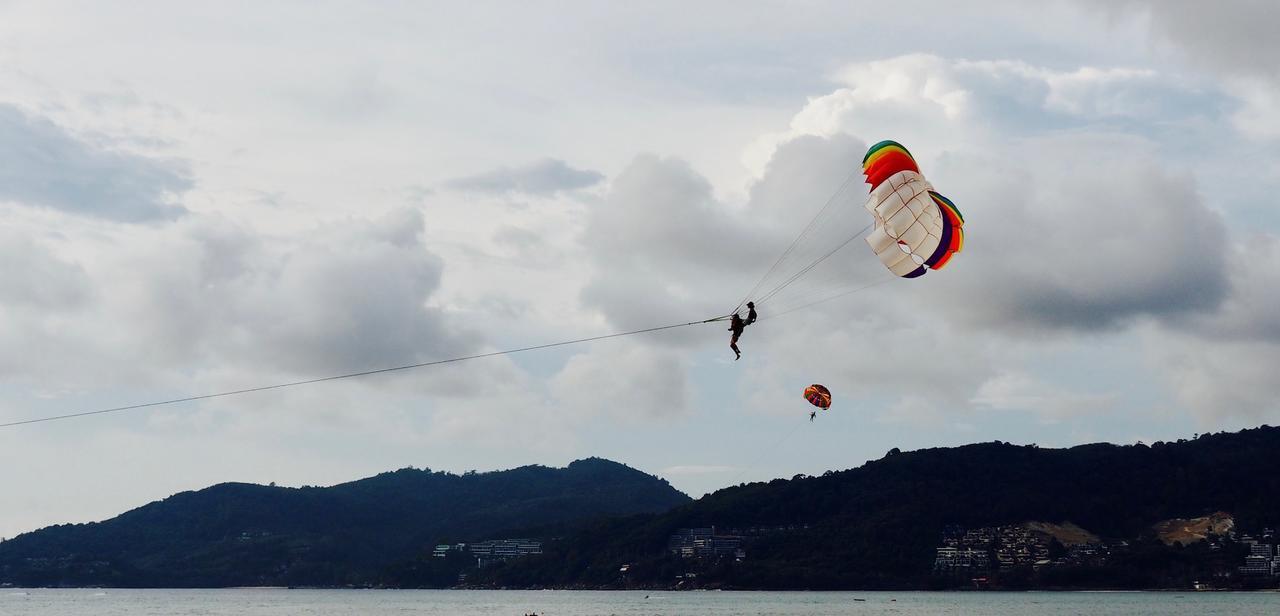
2, 588, 1276, 615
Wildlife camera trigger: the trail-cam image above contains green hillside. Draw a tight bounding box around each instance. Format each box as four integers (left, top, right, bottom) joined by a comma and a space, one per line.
474, 427, 1280, 589
0, 458, 689, 587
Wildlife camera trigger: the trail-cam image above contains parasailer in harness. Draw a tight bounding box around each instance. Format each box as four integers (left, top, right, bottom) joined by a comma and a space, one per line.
728, 302, 760, 360
728, 313, 746, 360
804, 384, 831, 420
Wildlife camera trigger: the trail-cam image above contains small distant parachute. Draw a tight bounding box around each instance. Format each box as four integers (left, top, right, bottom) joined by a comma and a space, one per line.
803, 384, 832, 410
862, 141, 964, 278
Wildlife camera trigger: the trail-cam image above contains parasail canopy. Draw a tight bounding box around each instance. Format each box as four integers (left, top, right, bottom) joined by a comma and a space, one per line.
862, 140, 964, 278
804, 384, 832, 410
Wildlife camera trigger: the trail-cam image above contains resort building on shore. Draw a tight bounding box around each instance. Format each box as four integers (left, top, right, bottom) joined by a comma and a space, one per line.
668, 527, 747, 560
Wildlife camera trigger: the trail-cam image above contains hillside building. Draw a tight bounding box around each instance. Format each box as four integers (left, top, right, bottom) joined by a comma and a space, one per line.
1239, 555, 1271, 576
470, 539, 542, 566
668, 527, 746, 560
934, 547, 990, 573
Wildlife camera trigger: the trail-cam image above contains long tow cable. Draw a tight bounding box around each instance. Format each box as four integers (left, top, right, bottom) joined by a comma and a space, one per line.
6, 166, 886, 430
0, 315, 731, 429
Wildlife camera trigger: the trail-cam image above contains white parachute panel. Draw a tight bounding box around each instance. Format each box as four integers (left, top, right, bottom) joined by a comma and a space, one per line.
864, 171, 944, 277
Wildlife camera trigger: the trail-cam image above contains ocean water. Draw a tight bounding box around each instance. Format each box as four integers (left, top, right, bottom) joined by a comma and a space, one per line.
2, 589, 1276, 615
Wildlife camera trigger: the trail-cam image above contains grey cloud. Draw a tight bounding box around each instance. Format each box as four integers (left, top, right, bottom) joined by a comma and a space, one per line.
584, 154, 761, 270
0, 209, 482, 391
1070, 4, 1280, 139
1152, 334, 1280, 424
971, 371, 1116, 423
201, 209, 479, 376
445, 158, 604, 196
578, 153, 779, 332
1162, 233, 1280, 348
0, 231, 91, 313
1147, 234, 1280, 422
1181, 235, 1280, 342
1099, 0, 1280, 79
739, 134, 872, 288
0, 230, 94, 380
491, 224, 563, 268
551, 345, 691, 420
745, 134, 866, 231
919, 136, 1230, 334
0, 104, 190, 223
764, 55, 1229, 178
493, 225, 542, 253
310, 68, 396, 120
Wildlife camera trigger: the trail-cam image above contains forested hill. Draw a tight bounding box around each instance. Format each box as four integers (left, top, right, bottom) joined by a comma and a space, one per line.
7, 428, 1279, 590
0, 458, 689, 587
475, 427, 1280, 590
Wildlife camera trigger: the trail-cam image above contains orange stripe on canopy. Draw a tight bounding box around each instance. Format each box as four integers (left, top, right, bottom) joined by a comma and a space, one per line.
863, 151, 919, 189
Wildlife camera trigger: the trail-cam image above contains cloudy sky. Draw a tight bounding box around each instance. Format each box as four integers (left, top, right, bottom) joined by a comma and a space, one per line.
2, 0, 1279, 538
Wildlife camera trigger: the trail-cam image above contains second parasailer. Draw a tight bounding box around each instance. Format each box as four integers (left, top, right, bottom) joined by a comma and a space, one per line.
804, 383, 832, 421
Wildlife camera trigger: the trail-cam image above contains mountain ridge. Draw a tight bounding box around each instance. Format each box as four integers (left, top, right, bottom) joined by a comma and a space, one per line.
5, 428, 1279, 589
0, 457, 689, 587
471, 426, 1280, 590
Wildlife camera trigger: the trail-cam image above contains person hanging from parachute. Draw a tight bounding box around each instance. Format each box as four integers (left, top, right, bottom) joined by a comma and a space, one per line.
728, 302, 760, 360
728, 313, 746, 360
804, 384, 831, 421
722, 140, 962, 361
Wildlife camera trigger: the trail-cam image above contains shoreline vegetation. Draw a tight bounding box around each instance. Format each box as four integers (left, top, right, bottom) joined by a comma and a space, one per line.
3, 427, 1278, 592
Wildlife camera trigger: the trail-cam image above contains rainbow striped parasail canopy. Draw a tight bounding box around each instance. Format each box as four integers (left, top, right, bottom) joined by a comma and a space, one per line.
861, 140, 964, 278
